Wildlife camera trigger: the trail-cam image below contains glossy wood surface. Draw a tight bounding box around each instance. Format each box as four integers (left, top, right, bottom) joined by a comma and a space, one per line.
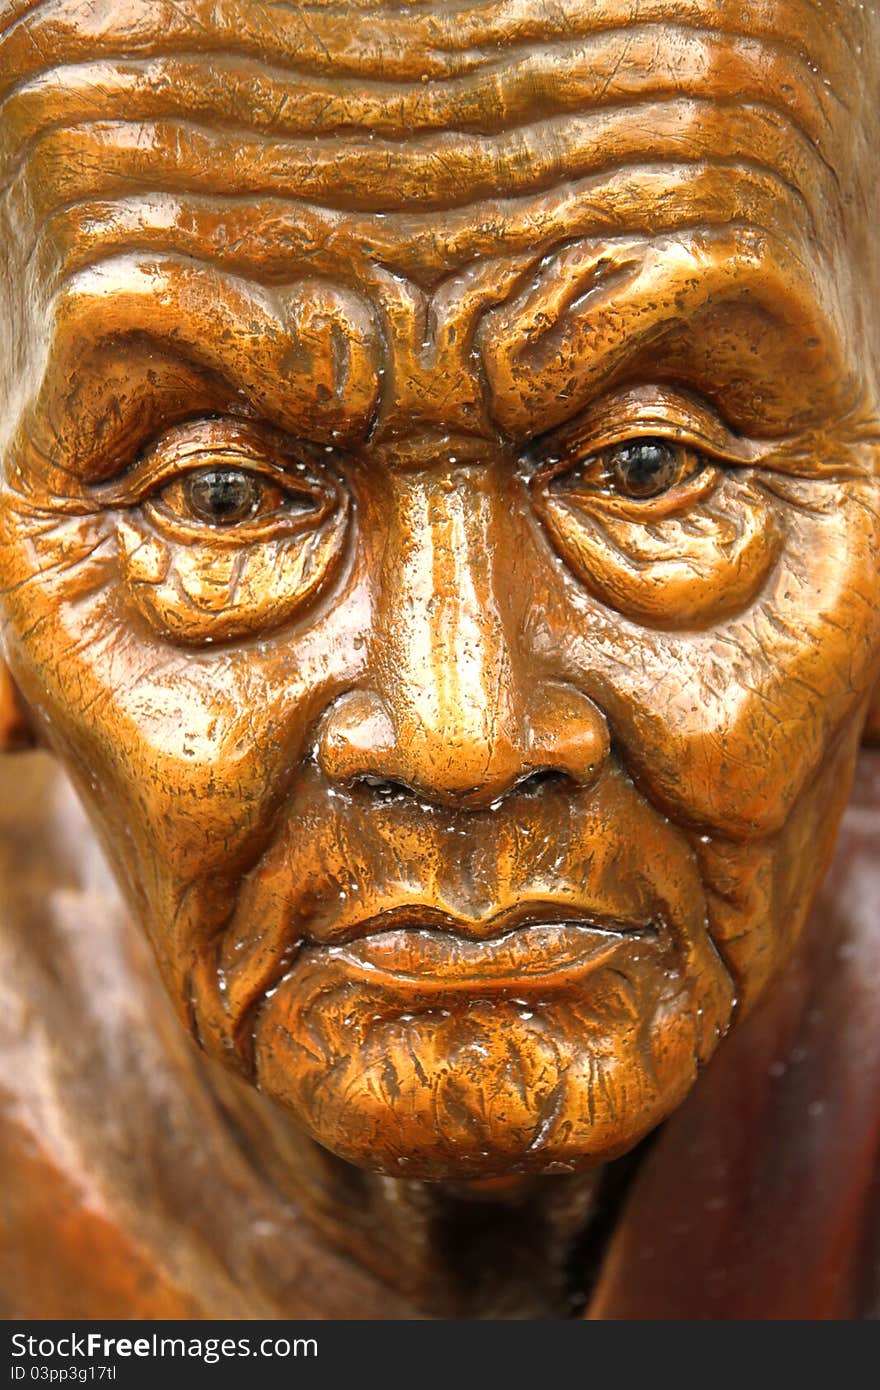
1, 0, 878, 1317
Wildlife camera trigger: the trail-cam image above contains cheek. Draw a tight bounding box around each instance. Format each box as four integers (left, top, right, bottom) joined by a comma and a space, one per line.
539, 473, 781, 629
0, 499, 368, 986
697, 720, 864, 1011
116, 499, 349, 644
536, 484, 880, 837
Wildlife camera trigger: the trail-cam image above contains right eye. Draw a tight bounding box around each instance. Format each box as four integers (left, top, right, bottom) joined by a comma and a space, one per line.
107, 418, 351, 645
182, 467, 266, 526
157, 462, 327, 533
93, 418, 342, 544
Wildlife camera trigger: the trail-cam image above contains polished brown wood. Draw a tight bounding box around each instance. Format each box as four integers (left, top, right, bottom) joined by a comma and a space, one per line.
1, 0, 879, 1318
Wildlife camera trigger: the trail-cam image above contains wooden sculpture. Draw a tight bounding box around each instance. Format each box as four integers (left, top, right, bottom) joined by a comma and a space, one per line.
1, 0, 879, 1318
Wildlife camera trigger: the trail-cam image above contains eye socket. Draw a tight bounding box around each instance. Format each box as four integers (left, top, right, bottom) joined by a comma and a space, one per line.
177, 465, 320, 528
183, 468, 263, 526
92, 418, 342, 542
550, 436, 704, 502
607, 438, 693, 499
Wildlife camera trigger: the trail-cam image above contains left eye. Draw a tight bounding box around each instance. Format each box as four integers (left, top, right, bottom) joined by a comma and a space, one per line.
551, 437, 703, 501
606, 438, 695, 498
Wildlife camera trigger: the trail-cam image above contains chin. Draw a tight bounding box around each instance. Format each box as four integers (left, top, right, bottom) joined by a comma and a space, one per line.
249, 942, 734, 1179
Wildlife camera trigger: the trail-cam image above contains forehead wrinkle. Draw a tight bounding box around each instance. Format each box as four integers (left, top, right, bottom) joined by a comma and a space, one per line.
26, 168, 814, 300
1, 2, 873, 352
6, 102, 839, 237
0, 27, 842, 147
0, 16, 864, 274
0, 0, 873, 91
0, 19, 857, 210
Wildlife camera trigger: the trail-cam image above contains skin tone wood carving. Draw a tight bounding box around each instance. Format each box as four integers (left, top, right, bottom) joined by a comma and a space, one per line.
1, 0, 879, 1318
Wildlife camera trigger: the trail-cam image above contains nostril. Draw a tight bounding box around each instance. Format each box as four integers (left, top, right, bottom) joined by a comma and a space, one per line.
357, 774, 412, 799
516, 768, 575, 796
355, 768, 582, 805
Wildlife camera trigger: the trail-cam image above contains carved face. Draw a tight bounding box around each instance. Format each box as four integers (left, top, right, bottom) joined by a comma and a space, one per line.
1, 1, 879, 1178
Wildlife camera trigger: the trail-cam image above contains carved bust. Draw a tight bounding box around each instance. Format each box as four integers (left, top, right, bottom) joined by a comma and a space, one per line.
1, 0, 879, 1318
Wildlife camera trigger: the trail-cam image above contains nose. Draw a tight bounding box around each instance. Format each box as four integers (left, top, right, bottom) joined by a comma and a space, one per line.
317, 468, 610, 808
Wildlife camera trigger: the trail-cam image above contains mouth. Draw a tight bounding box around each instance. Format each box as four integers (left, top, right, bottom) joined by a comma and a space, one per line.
305, 903, 662, 997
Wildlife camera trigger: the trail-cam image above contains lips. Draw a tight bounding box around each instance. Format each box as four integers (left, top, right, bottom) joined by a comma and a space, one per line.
213, 769, 719, 1041
301, 901, 662, 996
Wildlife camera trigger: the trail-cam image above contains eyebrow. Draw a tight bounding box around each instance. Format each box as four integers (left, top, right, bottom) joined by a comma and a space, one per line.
28, 253, 383, 478
477, 226, 856, 440
35, 216, 855, 478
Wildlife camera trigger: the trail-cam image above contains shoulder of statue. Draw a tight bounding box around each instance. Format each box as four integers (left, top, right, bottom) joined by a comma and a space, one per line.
586, 747, 880, 1320
0, 755, 415, 1319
